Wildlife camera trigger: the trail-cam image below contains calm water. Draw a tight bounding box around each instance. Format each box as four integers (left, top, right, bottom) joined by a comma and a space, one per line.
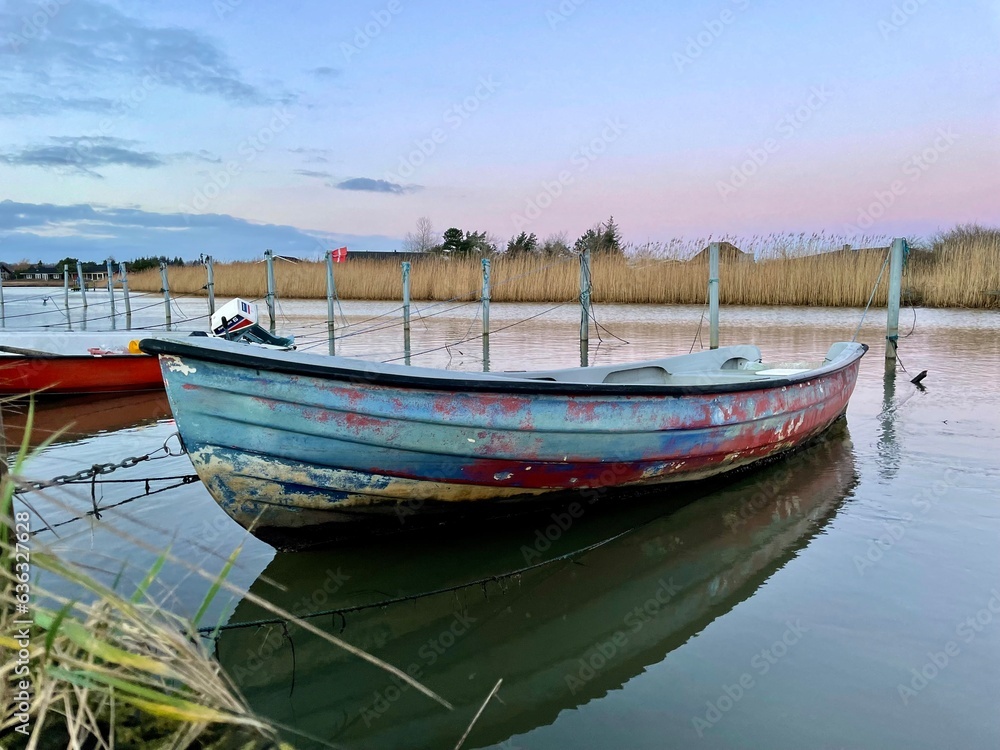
4, 287, 999, 749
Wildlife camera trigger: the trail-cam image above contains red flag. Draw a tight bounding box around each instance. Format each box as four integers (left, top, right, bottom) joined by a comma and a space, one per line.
331, 246, 348, 263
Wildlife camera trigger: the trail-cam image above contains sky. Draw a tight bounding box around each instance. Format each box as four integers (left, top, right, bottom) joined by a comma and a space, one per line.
1, 0, 999, 262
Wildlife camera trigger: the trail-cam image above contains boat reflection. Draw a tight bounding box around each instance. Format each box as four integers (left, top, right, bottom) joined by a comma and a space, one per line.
1, 391, 172, 450
216, 423, 858, 750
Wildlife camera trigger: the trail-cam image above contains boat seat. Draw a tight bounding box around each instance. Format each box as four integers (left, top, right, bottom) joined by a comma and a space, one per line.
601, 366, 671, 385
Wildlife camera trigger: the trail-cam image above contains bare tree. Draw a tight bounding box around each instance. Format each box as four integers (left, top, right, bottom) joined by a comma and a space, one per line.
403, 216, 436, 253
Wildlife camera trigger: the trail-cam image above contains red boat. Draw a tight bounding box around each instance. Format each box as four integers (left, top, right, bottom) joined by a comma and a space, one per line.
0, 333, 163, 395
0, 299, 291, 397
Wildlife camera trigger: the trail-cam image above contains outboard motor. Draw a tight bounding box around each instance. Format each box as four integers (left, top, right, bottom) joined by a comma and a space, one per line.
210, 299, 295, 350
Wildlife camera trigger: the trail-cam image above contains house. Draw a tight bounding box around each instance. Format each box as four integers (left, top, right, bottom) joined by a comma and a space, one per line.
0, 263, 14, 280
19, 264, 62, 280
689, 242, 752, 263
18, 262, 115, 282
347, 251, 424, 262
79, 262, 111, 281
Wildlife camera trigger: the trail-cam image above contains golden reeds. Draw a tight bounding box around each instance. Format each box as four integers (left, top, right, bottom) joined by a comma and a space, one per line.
127, 226, 1000, 308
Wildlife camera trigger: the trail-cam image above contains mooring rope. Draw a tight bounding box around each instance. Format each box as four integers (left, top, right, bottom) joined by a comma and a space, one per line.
851, 246, 893, 343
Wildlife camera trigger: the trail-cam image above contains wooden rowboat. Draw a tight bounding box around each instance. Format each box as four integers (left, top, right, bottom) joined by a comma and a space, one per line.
0, 299, 292, 396
0, 332, 165, 395
140, 336, 866, 549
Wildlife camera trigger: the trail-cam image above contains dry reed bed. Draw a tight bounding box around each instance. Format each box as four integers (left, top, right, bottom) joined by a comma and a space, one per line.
128, 233, 1000, 308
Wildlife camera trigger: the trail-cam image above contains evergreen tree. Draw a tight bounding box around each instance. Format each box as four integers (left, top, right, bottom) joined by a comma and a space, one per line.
507, 232, 539, 256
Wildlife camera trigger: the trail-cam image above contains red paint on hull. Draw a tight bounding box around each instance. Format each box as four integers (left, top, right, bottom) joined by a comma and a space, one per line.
0, 354, 164, 395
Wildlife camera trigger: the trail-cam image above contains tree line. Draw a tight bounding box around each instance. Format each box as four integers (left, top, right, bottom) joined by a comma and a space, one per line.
12, 256, 192, 272
403, 216, 623, 258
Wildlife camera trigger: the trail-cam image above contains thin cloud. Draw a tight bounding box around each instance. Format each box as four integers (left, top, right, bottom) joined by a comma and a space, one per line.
288, 147, 332, 164
0, 137, 163, 178
310, 66, 341, 79
0, 93, 116, 116
0, 137, 219, 177
334, 178, 421, 194
295, 169, 333, 179
0, 0, 283, 107
0, 200, 403, 260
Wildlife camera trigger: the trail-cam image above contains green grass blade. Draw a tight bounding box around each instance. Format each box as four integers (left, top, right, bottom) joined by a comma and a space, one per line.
192, 545, 241, 627
131, 549, 170, 604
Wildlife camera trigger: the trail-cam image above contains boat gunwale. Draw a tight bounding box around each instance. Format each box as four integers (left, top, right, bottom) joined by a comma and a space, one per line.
140, 337, 867, 397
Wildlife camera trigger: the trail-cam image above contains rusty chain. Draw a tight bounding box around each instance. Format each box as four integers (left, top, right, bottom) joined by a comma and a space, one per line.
15, 432, 187, 494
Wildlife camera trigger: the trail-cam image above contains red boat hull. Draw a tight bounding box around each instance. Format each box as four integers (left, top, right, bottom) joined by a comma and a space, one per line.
0, 354, 164, 395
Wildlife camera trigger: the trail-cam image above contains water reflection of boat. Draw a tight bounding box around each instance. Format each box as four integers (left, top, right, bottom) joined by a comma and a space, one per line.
0, 391, 172, 449
216, 424, 858, 749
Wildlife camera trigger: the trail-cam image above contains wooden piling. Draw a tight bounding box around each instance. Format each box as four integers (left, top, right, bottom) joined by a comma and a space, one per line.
265, 249, 277, 334
326, 250, 337, 356
580, 245, 591, 364
119, 261, 132, 329
481, 258, 491, 338
106, 258, 117, 329
77, 260, 87, 309
885, 237, 905, 373
402, 262, 411, 335
159, 261, 172, 330
709, 242, 720, 350
206, 255, 216, 317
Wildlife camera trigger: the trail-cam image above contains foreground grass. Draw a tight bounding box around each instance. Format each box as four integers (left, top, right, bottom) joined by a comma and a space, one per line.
128, 225, 1000, 308
0, 405, 451, 749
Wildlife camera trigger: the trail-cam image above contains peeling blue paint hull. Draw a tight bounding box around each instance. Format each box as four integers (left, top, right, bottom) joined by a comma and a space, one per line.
141, 337, 866, 548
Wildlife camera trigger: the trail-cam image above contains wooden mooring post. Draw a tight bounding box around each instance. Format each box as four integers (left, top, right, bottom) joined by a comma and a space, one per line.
106, 258, 117, 329
580, 245, 591, 367
264, 249, 277, 334
885, 237, 905, 374
709, 242, 721, 350
326, 250, 337, 356
482, 258, 491, 372
481, 258, 491, 338
206, 255, 216, 317
63, 264, 71, 330
159, 261, 172, 331
402, 262, 411, 365
77, 260, 87, 309
119, 262, 132, 329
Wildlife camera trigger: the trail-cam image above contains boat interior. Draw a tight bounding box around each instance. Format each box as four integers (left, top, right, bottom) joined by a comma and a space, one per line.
495, 343, 853, 386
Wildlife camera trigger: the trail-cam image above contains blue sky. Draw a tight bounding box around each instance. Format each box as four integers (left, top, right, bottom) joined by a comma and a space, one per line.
1, 0, 998, 262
